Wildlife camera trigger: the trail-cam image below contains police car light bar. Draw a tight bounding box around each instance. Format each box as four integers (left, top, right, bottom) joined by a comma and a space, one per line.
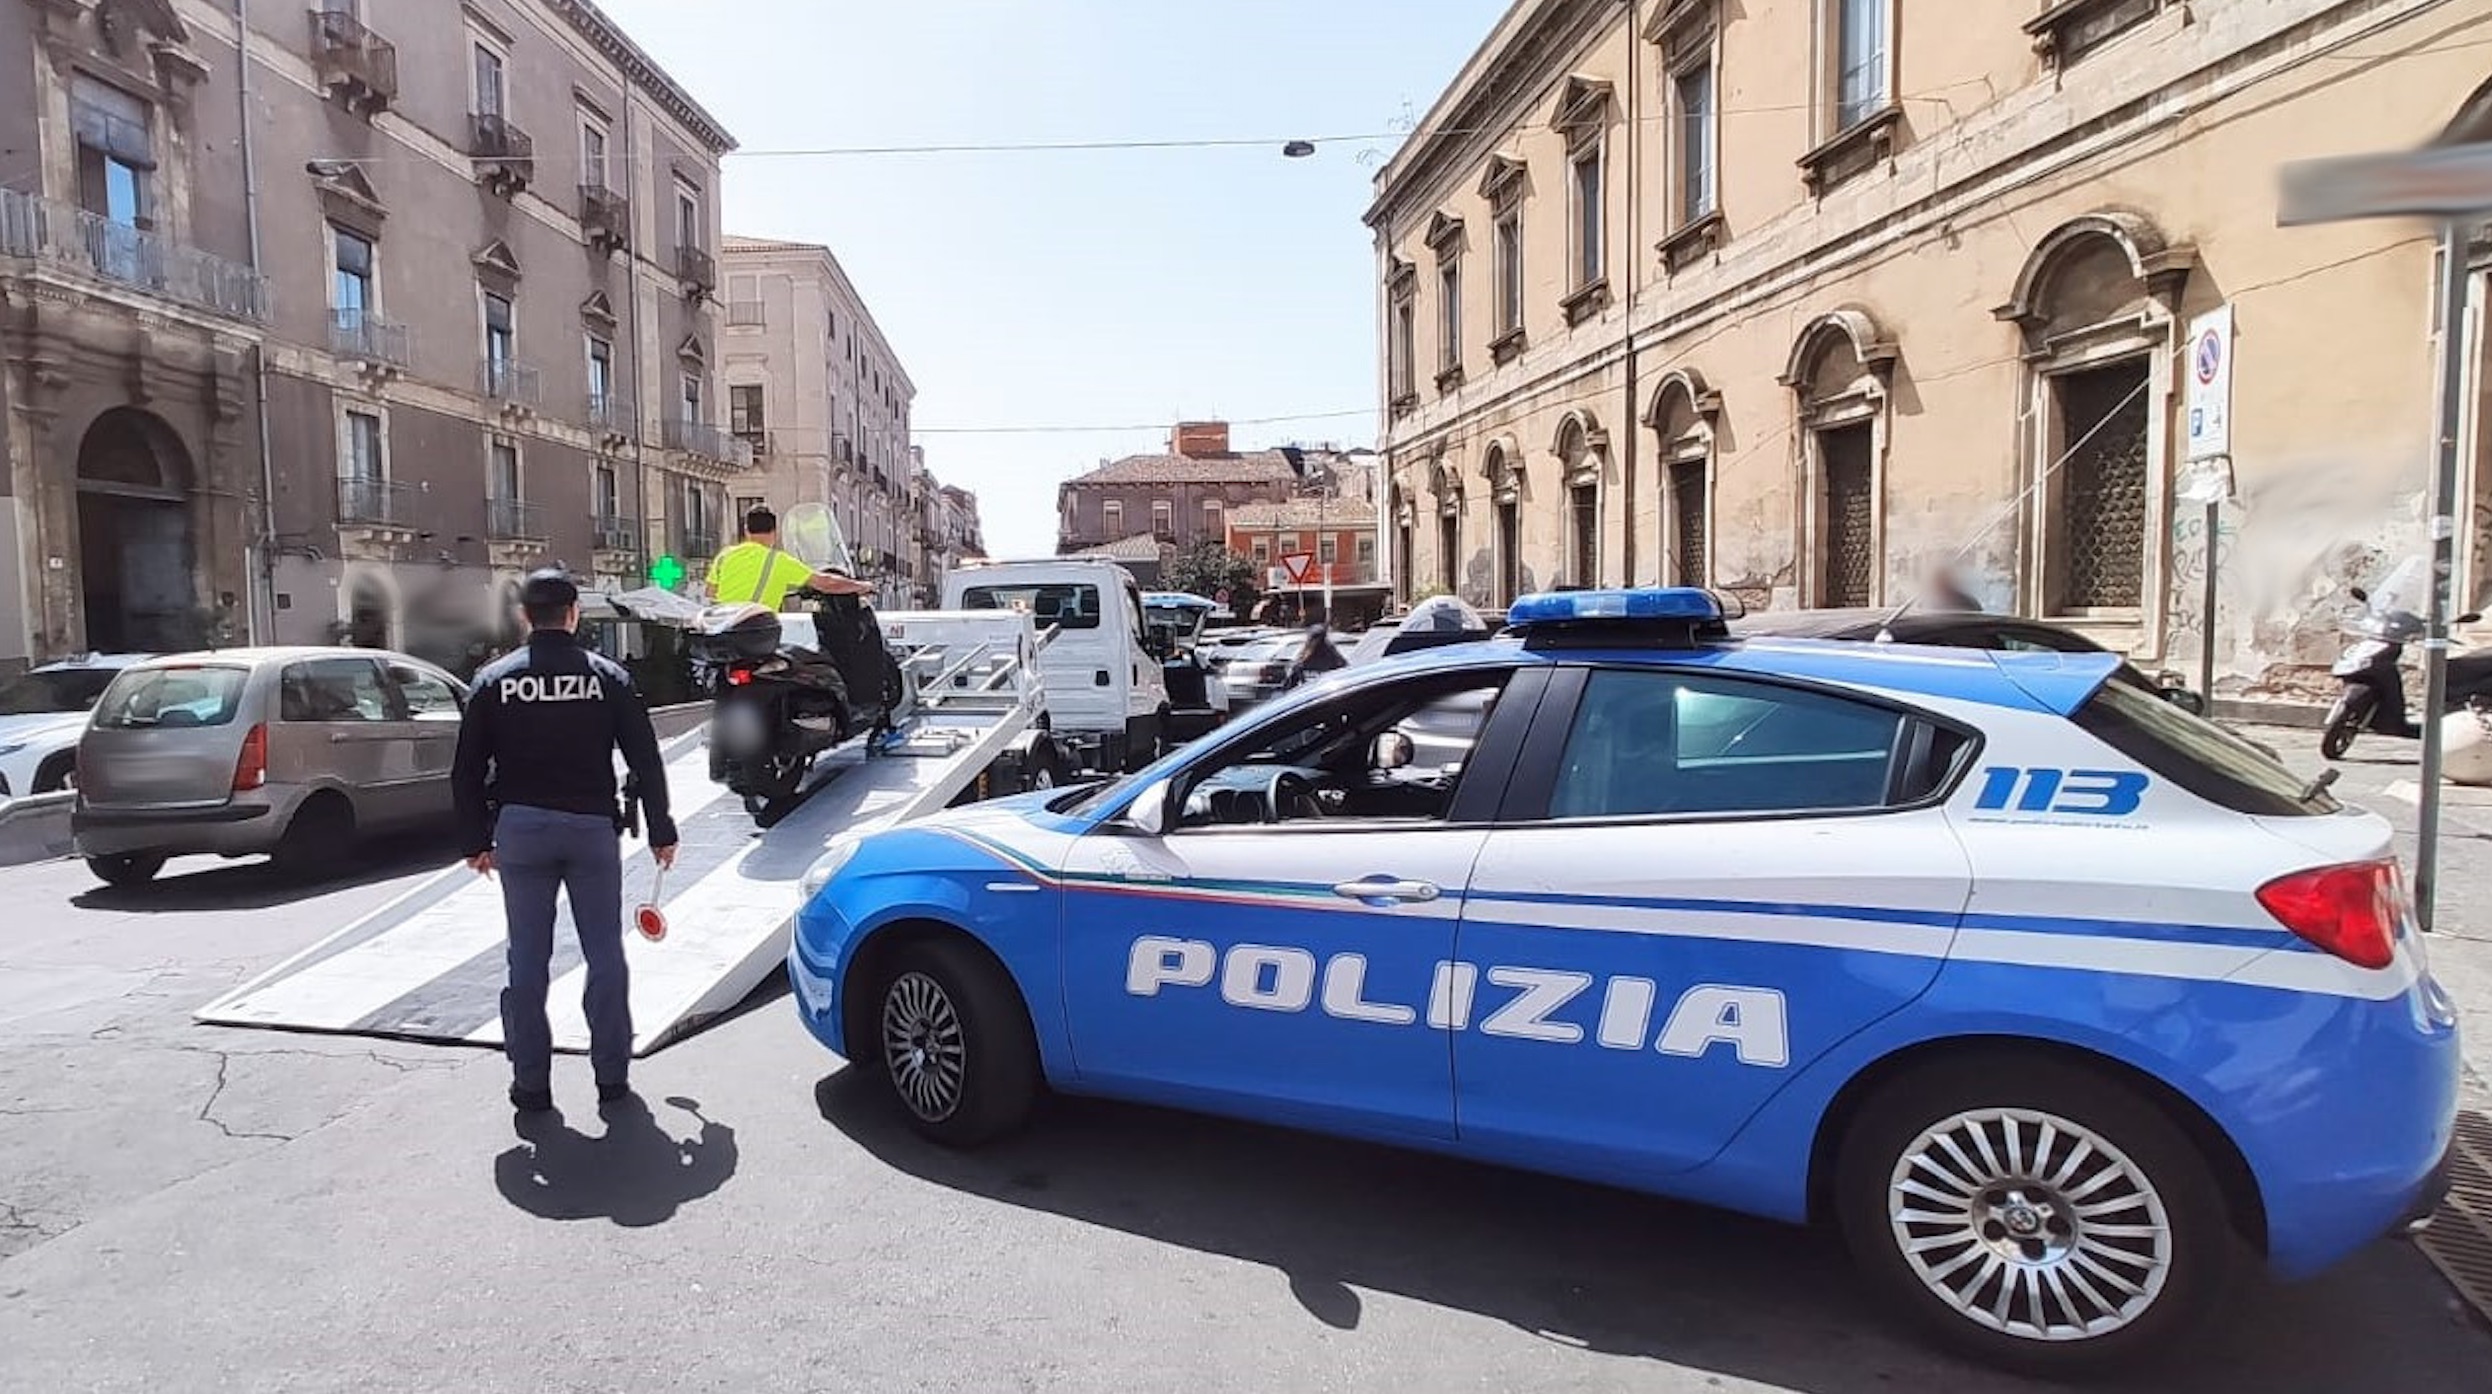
1504, 587, 1741, 628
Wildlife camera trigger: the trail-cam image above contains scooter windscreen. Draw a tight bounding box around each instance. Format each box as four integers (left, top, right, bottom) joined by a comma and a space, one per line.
778, 502, 856, 577
2365, 556, 2428, 620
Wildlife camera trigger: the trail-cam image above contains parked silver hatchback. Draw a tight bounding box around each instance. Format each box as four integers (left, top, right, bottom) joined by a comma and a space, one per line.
71, 648, 468, 886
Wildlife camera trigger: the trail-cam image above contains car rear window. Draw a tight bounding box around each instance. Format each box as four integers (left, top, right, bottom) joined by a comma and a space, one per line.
92, 666, 250, 730
2075, 679, 2337, 816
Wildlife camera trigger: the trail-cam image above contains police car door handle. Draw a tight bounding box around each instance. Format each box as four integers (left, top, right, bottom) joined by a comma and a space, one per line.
1333, 877, 1439, 904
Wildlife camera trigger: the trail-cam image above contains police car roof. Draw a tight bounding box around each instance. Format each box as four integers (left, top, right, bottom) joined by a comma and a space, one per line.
1363, 589, 2122, 717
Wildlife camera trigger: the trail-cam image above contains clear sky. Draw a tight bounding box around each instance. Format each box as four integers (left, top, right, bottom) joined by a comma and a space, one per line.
597, 0, 1511, 559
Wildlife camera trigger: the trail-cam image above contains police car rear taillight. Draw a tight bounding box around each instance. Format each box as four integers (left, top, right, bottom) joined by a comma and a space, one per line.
2255, 860, 2402, 969
233, 724, 268, 793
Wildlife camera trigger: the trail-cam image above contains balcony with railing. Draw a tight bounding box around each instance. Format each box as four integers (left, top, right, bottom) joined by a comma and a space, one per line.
579, 182, 628, 255
308, 8, 398, 115
663, 418, 752, 468
592, 515, 640, 553
486, 497, 544, 541
480, 358, 542, 409
337, 476, 415, 528
329, 308, 410, 369
675, 243, 716, 295
587, 390, 635, 438
469, 113, 535, 195
0, 188, 267, 322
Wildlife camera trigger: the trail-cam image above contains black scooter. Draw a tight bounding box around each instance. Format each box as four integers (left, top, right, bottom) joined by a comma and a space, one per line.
2320, 583, 2492, 760
691, 592, 904, 823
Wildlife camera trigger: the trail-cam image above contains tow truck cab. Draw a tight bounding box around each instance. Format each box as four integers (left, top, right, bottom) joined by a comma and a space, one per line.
944, 559, 1170, 773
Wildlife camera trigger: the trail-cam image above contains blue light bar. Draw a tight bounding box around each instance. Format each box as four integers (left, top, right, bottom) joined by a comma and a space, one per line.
1505, 587, 1729, 628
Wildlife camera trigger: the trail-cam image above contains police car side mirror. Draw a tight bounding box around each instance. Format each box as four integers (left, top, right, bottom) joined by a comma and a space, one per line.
1123, 778, 1174, 837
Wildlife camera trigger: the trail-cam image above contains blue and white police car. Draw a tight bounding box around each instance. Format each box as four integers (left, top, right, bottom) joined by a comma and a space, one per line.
788, 587, 2460, 1373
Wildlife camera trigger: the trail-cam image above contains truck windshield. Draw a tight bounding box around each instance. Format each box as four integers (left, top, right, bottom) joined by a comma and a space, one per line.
959, 583, 1101, 630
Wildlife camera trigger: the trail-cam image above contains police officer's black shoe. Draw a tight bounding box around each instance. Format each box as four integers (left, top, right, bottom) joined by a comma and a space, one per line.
509, 1082, 555, 1113
596, 1080, 631, 1104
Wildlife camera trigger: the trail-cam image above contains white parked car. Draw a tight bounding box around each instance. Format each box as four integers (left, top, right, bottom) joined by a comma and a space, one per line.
0, 654, 152, 800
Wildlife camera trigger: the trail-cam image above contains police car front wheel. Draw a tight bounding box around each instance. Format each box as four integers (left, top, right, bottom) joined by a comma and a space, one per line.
871, 937, 1040, 1147
1836, 1053, 2238, 1374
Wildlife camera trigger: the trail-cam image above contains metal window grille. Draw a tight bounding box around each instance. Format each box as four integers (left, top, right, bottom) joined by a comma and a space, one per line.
1819, 426, 1875, 607
1669, 459, 1708, 587
1571, 483, 1599, 586
2056, 364, 2150, 609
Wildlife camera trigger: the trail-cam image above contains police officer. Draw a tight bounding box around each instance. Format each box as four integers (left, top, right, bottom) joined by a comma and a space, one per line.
453, 569, 679, 1113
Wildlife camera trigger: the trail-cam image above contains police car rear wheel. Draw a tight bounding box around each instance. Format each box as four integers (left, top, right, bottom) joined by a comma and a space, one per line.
874, 938, 1039, 1146
1838, 1056, 2235, 1374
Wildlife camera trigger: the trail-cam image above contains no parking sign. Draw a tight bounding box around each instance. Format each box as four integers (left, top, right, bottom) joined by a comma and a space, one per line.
2185, 305, 2233, 462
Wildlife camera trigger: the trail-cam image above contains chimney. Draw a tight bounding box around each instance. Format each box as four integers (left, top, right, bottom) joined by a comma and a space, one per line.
1170, 420, 1230, 459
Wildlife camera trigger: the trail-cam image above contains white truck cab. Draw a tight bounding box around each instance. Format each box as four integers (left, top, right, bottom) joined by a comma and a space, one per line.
943, 559, 1170, 773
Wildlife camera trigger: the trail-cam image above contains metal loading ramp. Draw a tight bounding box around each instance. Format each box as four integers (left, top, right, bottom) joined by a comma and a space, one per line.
196, 612, 1047, 1057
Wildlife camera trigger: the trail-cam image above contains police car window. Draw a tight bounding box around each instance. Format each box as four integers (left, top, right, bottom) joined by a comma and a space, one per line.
280, 659, 391, 724
1175, 674, 1509, 829
2075, 677, 2337, 816
1547, 670, 1909, 819
391, 667, 462, 721
958, 583, 1100, 631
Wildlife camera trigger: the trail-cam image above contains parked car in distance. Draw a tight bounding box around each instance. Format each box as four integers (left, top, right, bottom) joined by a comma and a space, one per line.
1142, 592, 1233, 741
0, 653, 151, 800
1208, 631, 1309, 709
1346, 595, 1495, 666
71, 648, 470, 887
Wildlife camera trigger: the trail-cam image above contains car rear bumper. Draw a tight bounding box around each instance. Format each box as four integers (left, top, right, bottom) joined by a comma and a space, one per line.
73, 800, 277, 858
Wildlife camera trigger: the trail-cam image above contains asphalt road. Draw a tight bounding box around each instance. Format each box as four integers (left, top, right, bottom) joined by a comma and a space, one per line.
1, 731, 2487, 1393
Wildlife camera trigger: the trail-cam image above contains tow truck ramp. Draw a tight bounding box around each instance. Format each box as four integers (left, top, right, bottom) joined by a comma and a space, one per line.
197, 613, 1049, 1056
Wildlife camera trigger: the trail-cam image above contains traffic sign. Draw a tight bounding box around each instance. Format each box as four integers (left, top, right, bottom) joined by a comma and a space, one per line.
2184, 304, 2233, 463
2278, 141, 2492, 225
1280, 551, 1316, 584
650, 554, 685, 590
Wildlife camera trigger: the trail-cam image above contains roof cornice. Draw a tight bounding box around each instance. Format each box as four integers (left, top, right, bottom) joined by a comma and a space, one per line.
541, 0, 737, 154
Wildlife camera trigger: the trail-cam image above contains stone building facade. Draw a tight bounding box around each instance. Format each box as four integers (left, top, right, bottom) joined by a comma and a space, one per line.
1369, 0, 2492, 702
719, 233, 919, 604
1, 0, 734, 673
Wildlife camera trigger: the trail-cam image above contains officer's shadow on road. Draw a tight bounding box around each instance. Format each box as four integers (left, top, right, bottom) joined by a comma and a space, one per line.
494, 1093, 737, 1227
812, 1070, 2489, 1394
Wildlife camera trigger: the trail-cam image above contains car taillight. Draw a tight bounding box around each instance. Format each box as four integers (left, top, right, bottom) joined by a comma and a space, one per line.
2255, 860, 2404, 969
233, 724, 268, 793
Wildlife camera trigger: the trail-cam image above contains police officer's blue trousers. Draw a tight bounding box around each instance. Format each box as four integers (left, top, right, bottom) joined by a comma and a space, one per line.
494, 805, 629, 1088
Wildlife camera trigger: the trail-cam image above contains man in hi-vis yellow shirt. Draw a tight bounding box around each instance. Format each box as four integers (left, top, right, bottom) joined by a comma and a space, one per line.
705, 506, 875, 609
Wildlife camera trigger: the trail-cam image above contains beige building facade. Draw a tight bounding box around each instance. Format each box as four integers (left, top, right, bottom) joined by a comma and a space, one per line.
719, 234, 916, 603
1, 0, 738, 672
1370, 0, 2492, 703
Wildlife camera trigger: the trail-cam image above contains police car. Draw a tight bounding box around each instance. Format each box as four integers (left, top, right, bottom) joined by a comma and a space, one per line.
788, 587, 2460, 1374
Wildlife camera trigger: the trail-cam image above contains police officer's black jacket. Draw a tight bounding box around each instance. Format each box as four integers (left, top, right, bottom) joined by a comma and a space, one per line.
451, 629, 678, 857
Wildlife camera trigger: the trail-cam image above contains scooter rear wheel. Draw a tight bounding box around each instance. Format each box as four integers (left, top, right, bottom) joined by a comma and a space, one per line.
2320, 693, 2369, 760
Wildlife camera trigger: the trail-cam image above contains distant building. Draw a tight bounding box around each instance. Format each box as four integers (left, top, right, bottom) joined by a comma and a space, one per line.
1056, 421, 1366, 592
1226, 498, 1380, 587
719, 235, 916, 605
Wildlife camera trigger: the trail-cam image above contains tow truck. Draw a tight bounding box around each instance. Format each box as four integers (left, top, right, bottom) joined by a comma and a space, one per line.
196, 608, 1068, 1057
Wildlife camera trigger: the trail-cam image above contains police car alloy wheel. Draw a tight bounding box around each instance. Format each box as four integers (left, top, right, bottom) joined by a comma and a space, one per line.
1838, 1054, 2235, 1373
870, 938, 1040, 1146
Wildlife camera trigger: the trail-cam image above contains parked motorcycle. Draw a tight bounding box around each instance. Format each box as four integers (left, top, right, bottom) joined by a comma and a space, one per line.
2320, 557, 2492, 760
688, 505, 906, 824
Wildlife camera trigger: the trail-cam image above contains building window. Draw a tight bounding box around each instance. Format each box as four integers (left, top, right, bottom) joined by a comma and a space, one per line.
1834, 0, 1892, 131
731, 384, 766, 442
1202, 498, 1223, 536
1357, 535, 1376, 568
1675, 61, 1716, 225
580, 113, 609, 188
1102, 500, 1124, 537
70, 77, 153, 270
489, 439, 521, 501
1668, 458, 1708, 587
1152, 499, 1175, 537
343, 409, 385, 482
472, 40, 507, 119
1493, 204, 1524, 341
1496, 499, 1521, 604
1569, 141, 1605, 290
482, 291, 514, 370
332, 226, 375, 321
1252, 539, 1270, 565
1817, 423, 1876, 607
587, 336, 615, 412
1436, 257, 1462, 379
1438, 505, 1459, 594
679, 373, 703, 425
1279, 534, 1301, 555
1388, 264, 1417, 406
675, 183, 702, 252
1319, 536, 1338, 566
2049, 360, 2152, 613
593, 463, 620, 522
1570, 483, 1599, 587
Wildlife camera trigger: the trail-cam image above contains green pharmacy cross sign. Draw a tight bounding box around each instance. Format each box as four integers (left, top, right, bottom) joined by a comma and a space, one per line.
650, 554, 686, 590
